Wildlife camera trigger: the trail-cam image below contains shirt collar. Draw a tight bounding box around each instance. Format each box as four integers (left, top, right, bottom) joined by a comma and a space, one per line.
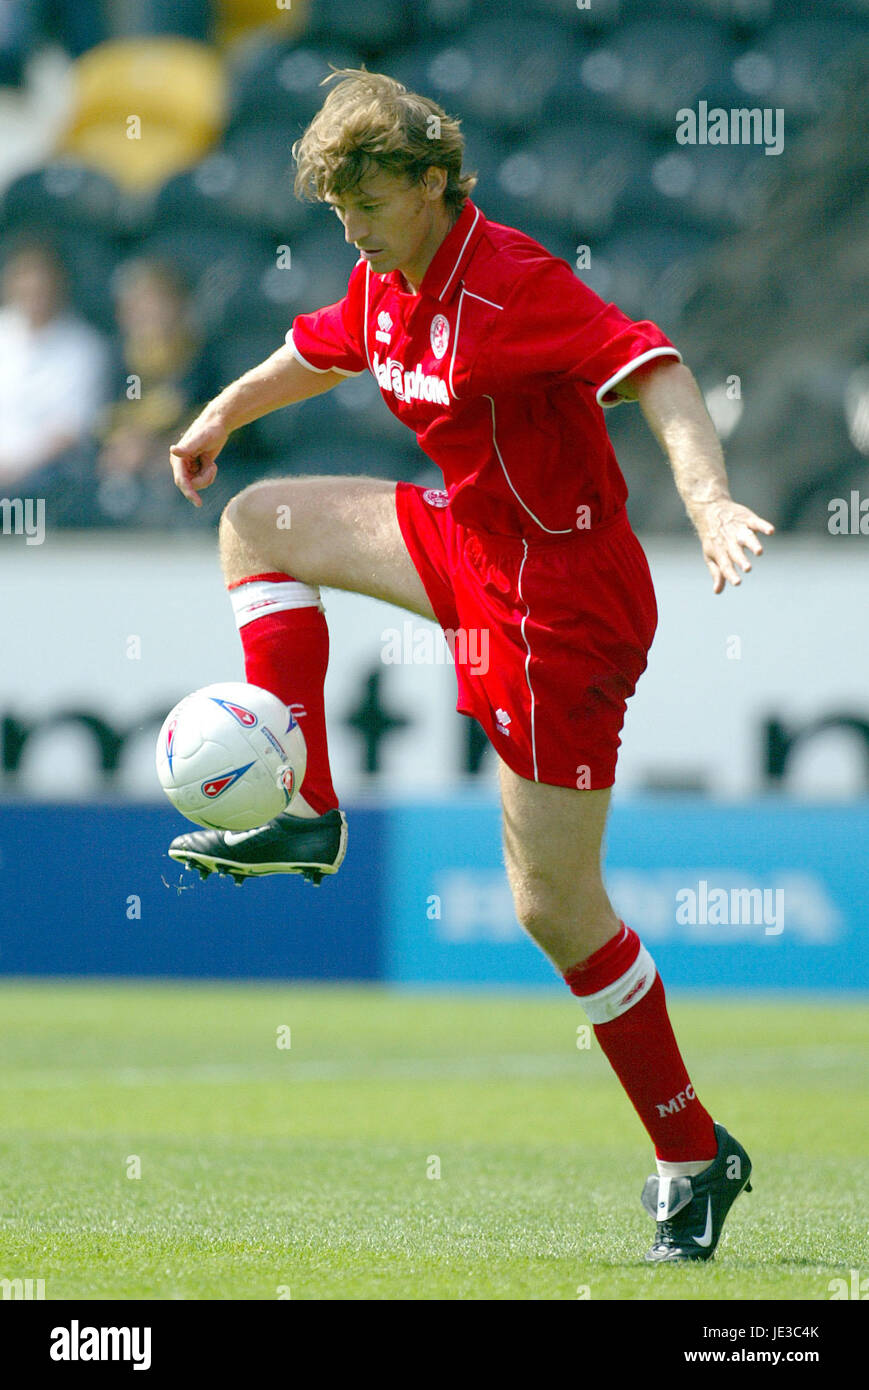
383, 199, 485, 304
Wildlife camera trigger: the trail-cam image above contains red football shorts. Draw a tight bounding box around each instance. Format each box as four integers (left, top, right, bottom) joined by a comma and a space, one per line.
395, 483, 658, 790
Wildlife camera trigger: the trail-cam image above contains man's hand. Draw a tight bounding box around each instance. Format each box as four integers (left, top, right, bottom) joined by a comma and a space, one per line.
169, 413, 228, 507
167, 346, 349, 506
690, 496, 775, 594
630, 361, 775, 593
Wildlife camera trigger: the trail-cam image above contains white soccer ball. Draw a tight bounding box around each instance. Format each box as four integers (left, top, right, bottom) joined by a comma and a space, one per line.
156, 681, 307, 831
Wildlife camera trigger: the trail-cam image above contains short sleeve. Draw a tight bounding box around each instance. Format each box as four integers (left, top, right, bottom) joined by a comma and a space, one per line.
287, 259, 368, 377
471, 257, 681, 407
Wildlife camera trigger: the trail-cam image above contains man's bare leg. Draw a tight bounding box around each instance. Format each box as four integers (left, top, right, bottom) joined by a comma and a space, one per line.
497, 757, 729, 1252
169, 474, 435, 879
220, 475, 435, 617
499, 762, 620, 968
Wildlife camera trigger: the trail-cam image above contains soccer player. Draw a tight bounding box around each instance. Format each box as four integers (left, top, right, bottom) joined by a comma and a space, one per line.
168, 70, 773, 1264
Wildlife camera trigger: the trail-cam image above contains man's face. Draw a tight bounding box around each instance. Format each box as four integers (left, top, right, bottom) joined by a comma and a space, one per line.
2, 252, 64, 326
116, 271, 185, 340
324, 166, 449, 284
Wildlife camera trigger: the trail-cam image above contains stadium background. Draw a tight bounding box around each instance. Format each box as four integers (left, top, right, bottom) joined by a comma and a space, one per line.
0, 0, 867, 1307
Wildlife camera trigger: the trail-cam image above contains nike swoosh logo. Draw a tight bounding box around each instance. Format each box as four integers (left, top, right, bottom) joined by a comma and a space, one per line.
223, 826, 270, 846
693, 1196, 714, 1248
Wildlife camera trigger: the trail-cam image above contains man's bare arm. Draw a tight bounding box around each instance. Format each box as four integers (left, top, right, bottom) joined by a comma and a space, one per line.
170, 345, 347, 506
618, 359, 774, 593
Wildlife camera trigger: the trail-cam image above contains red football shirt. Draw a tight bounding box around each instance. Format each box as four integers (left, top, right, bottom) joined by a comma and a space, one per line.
288, 198, 681, 538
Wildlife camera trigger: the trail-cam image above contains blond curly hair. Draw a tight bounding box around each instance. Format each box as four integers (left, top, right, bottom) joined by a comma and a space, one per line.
293, 67, 477, 217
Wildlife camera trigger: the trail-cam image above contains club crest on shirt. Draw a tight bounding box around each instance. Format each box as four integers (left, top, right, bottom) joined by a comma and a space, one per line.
422, 488, 449, 508
376, 310, 393, 344
430, 313, 450, 359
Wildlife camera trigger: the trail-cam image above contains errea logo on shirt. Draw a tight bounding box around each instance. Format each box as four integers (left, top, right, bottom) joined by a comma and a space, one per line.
372, 351, 450, 406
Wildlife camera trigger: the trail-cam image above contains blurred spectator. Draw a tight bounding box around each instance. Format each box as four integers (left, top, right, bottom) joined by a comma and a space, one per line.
0, 239, 109, 492
93, 257, 219, 524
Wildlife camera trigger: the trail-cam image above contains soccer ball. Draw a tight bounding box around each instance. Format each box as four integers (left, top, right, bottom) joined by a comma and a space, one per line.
156, 682, 306, 831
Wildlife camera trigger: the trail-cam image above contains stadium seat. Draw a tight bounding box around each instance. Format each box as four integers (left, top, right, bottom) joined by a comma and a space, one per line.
629, 142, 776, 234
412, 0, 614, 38
212, 332, 406, 463
226, 356, 312, 462
570, 19, 742, 133
450, 118, 508, 202
203, 341, 268, 480
721, 368, 858, 534
302, 370, 412, 447
135, 224, 277, 334
0, 160, 123, 238
389, 18, 568, 136
147, 147, 311, 246
688, 0, 774, 24
530, 0, 623, 32
772, 0, 869, 20
211, 329, 283, 385
589, 224, 716, 327
604, 396, 678, 528
733, 20, 869, 125
225, 37, 363, 134
214, 0, 308, 50
306, 0, 414, 53
612, 0, 775, 26
208, 221, 357, 342
410, 0, 479, 40
60, 39, 226, 192
249, 372, 412, 465
488, 121, 653, 243
246, 424, 420, 481
110, 0, 216, 43
0, 0, 34, 86
32, 0, 108, 59
219, 121, 323, 237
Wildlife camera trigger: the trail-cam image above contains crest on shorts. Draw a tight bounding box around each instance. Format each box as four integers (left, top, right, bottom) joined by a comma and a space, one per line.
430, 313, 450, 359
422, 488, 449, 508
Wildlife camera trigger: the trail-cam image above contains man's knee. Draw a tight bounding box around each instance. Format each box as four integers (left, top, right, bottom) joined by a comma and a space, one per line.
222, 479, 288, 545
510, 868, 609, 937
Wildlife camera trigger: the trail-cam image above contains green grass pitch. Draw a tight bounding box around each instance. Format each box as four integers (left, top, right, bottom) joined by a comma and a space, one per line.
0, 981, 866, 1300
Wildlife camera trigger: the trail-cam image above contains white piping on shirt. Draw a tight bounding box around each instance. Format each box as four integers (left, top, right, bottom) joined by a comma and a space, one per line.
285, 331, 364, 377
447, 291, 464, 400
517, 539, 538, 782
447, 288, 504, 401
438, 205, 480, 301
596, 346, 682, 408
461, 288, 504, 311
363, 261, 372, 371
484, 394, 573, 535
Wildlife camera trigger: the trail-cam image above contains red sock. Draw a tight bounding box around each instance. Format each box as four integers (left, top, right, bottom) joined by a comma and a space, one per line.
565, 924, 717, 1162
228, 571, 338, 816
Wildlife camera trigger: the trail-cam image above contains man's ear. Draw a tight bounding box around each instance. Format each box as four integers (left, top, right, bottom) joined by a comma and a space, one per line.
423, 166, 448, 200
